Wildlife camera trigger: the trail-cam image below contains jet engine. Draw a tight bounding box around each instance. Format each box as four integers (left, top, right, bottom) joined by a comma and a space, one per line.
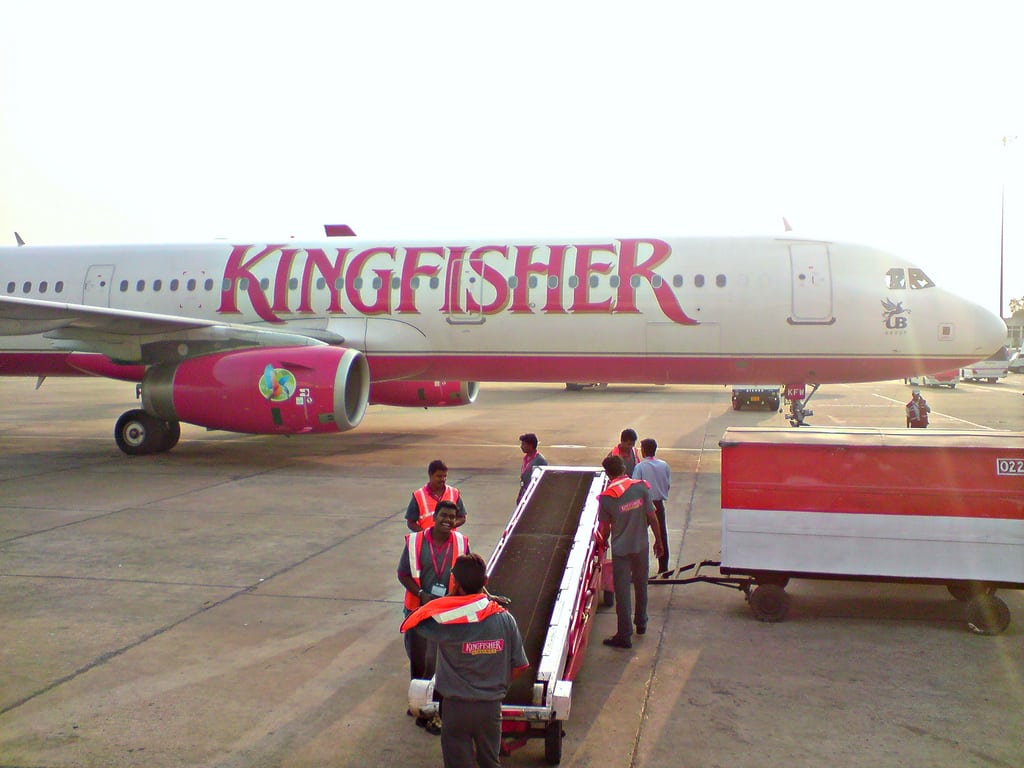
141, 346, 370, 435
369, 380, 480, 408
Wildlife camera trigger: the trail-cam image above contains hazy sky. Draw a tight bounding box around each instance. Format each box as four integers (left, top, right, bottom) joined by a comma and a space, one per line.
2, 1, 1021, 315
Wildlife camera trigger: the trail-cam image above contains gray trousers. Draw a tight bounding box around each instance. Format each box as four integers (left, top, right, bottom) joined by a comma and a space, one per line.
612, 551, 649, 640
440, 697, 502, 768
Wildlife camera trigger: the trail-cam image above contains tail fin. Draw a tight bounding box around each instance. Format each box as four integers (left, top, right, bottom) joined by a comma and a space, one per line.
15, 232, 25, 246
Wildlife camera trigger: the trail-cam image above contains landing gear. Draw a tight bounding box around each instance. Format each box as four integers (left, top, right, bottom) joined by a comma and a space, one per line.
114, 409, 181, 455
785, 383, 819, 427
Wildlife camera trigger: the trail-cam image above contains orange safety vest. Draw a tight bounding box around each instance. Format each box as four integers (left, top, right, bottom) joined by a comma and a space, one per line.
400, 593, 506, 633
404, 529, 470, 611
413, 484, 461, 530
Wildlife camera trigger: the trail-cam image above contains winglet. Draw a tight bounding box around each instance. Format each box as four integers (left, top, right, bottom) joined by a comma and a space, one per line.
15, 232, 25, 246
782, 217, 792, 233
324, 224, 356, 237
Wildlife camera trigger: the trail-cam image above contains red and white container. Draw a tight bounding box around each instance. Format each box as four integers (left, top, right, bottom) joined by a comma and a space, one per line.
718, 427, 1024, 632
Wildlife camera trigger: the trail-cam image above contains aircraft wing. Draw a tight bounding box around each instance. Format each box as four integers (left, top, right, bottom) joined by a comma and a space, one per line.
0, 295, 333, 364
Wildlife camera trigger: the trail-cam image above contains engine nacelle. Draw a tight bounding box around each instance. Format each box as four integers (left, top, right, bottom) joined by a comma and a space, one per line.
142, 346, 370, 434
369, 380, 480, 408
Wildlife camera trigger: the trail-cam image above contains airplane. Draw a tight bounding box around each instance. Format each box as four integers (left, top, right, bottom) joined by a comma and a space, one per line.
0, 233, 1007, 454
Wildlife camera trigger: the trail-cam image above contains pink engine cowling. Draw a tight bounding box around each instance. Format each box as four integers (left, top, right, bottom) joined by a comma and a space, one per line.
142, 346, 370, 434
369, 380, 480, 408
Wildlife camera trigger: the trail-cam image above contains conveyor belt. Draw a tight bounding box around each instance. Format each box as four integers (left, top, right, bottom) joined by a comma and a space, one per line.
486, 470, 595, 706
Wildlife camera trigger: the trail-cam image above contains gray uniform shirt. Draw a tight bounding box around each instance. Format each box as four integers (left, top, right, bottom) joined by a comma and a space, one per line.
415, 610, 528, 701
598, 478, 655, 556
633, 457, 670, 501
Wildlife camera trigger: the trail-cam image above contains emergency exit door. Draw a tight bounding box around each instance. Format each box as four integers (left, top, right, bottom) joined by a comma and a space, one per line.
788, 244, 834, 324
83, 264, 115, 307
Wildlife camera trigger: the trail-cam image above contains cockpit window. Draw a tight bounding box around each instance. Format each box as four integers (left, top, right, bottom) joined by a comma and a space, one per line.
887, 267, 935, 290
907, 268, 935, 289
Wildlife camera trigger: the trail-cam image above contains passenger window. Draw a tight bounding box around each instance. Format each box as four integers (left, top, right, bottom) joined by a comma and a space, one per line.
119, 281, 128, 292
5, 282, 13, 293
317, 277, 326, 290
610, 276, 620, 288
529, 276, 539, 289
508, 276, 518, 289
55, 281, 64, 293
260, 278, 270, 290
429, 277, 440, 290
169, 279, 179, 291
694, 274, 705, 288
716, 274, 726, 287
334, 277, 345, 290
22, 281, 31, 293
186, 279, 196, 291
589, 275, 599, 289
673, 275, 683, 288
39, 281, 48, 293
630, 275, 642, 288
238, 278, 249, 291
136, 280, 146, 291
289, 278, 298, 290
567, 275, 579, 289
153, 279, 162, 292
651, 275, 663, 288
547, 275, 559, 289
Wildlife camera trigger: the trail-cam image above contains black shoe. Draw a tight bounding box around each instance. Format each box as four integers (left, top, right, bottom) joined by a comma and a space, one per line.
636, 624, 647, 635
424, 715, 442, 735
603, 635, 632, 648
414, 716, 427, 728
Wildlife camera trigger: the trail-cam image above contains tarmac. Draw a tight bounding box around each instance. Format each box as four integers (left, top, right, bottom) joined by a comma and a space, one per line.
1, 375, 1023, 768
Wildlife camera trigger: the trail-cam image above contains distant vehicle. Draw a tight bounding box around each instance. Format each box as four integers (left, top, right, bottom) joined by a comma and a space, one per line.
731, 385, 781, 411
961, 346, 1010, 383
908, 370, 959, 388
1009, 351, 1024, 374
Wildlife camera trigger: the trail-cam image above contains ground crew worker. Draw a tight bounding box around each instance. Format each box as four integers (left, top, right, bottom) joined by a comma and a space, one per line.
598, 454, 664, 648
401, 553, 529, 768
906, 389, 931, 428
633, 437, 671, 574
517, 432, 548, 503
607, 428, 641, 476
397, 501, 471, 734
406, 459, 467, 532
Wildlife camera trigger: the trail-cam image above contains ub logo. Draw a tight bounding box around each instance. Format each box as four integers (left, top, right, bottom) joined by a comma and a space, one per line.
881, 298, 909, 330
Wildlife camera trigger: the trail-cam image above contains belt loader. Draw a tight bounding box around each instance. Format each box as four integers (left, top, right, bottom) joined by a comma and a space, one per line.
409, 466, 607, 764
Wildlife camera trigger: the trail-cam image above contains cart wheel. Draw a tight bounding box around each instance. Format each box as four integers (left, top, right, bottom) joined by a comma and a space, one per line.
749, 584, 790, 622
966, 594, 1011, 635
947, 582, 996, 602
544, 721, 563, 764
602, 590, 614, 607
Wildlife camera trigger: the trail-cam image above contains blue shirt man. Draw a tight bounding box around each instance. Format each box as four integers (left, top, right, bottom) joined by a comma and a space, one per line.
633, 437, 672, 573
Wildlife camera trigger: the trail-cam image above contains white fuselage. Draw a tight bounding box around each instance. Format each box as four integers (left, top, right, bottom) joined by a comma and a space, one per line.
0, 236, 1007, 385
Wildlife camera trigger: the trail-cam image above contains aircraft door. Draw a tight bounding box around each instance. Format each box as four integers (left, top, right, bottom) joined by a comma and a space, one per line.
83, 264, 115, 306
446, 251, 485, 325
788, 244, 834, 324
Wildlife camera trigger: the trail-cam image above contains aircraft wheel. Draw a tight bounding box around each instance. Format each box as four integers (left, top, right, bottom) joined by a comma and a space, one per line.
947, 582, 995, 602
544, 721, 563, 764
966, 594, 1011, 635
115, 409, 166, 456
564, 383, 584, 391
749, 584, 790, 622
160, 421, 182, 452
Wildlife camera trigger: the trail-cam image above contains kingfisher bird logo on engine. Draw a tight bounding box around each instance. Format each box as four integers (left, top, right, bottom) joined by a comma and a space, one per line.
259, 364, 297, 402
